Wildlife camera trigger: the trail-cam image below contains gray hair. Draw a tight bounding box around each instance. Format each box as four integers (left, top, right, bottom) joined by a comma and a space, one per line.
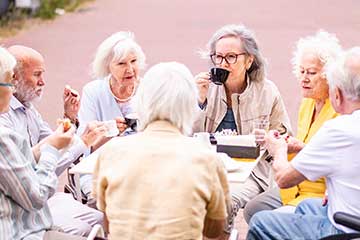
91, 31, 146, 79
0, 47, 16, 83
202, 24, 266, 82
292, 30, 342, 78
326, 47, 360, 101
134, 62, 198, 135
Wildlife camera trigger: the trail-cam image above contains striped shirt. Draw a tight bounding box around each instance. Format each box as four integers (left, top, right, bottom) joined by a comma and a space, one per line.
0, 96, 87, 175
0, 127, 59, 239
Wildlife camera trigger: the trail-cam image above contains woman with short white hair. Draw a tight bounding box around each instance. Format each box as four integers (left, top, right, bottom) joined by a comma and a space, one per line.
93, 62, 230, 239
78, 31, 146, 137
77, 32, 146, 199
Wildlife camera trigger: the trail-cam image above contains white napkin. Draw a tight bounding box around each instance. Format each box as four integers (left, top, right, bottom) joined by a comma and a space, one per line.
216, 134, 256, 146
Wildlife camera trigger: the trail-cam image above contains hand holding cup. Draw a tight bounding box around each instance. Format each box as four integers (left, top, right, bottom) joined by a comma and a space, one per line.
210, 67, 230, 85
253, 119, 270, 147
194, 72, 211, 104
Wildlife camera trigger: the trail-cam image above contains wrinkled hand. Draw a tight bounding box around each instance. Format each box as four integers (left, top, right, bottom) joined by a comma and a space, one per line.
194, 72, 211, 104
81, 121, 107, 147
115, 117, 128, 135
46, 124, 75, 150
254, 129, 267, 147
63, 85, 80, 122
264, 130, 288, 157
286, 136, 305, 154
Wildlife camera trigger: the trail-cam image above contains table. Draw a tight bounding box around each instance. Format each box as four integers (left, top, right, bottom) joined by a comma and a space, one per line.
68, 147, 265, 201
221, 150, 265, 183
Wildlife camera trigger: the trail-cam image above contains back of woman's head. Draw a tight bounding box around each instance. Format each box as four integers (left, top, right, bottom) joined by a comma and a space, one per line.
92, 31, 146, 79
203, 24, 266, 82
292, 30, 342, 78
0, 47, 16, 83
135, 62, 198, 135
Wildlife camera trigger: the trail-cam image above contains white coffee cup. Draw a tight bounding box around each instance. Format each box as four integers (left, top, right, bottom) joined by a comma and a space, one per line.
193, 132, 211, 147
104, 120, 119, 137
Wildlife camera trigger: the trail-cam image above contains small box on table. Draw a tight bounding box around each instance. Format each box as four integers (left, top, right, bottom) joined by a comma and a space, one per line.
215, 135, 260, 159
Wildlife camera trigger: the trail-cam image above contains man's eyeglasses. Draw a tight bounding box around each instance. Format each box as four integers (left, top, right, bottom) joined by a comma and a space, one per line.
210, 52, 247, 65
0, 82, 15, 92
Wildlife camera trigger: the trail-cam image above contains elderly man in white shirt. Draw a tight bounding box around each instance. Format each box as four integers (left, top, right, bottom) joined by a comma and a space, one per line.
247, 47, 360, 240
0, 45, 107, 237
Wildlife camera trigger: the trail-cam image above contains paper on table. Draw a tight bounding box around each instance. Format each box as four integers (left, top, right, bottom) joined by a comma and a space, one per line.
226, 151, 264, 183
215, 134, 256, 146
218, 153, 241, 172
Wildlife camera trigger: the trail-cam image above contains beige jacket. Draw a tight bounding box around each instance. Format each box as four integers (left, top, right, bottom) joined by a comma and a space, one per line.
194, 79, 292, 189
93, 121, 230, 239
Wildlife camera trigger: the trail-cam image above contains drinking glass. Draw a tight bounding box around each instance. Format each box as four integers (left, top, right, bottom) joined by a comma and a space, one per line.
252, 119, 269, 150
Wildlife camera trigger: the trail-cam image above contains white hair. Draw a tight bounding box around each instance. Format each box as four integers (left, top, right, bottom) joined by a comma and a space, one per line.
326, 47, 360, 101
292, 30, 342, 78
134, 62, 198, 135
200, 24, 266, 82
0, 47, 16, 83
91, 31, 146, 79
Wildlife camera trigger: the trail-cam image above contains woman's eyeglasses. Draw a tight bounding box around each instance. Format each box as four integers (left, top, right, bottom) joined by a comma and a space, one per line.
210, 52, 247, 65
0, 82, 15, 92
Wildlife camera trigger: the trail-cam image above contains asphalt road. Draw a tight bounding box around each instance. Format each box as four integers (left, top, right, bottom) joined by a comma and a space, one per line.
2, 0, 360, 129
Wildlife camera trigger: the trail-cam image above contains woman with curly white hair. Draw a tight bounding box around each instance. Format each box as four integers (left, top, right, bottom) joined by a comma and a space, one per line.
243, 30, 343, 223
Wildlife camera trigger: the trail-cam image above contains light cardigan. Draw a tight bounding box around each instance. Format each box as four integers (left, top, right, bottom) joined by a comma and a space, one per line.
77, 77, 135, 136
280, 98, 339, 206
194, 79, 292, 190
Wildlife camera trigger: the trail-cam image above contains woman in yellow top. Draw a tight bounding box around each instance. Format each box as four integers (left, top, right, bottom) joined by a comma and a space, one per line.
243, 30, 342, 223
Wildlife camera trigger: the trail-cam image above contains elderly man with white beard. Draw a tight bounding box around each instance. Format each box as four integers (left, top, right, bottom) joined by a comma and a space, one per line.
0, 45, 107, 237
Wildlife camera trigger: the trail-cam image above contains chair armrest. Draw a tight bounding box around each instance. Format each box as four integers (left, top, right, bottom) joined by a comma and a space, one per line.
334, 212, 360, 232
86, 224, 105, 240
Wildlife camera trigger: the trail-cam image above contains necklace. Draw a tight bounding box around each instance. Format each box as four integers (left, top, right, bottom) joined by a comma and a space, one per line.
109, 77, 137, 103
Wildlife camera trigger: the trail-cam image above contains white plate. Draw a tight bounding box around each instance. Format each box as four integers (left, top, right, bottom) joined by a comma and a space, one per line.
218, 153, 241, 172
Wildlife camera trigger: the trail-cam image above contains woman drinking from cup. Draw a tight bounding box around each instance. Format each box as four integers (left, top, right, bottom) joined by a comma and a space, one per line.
193, 24, 292, 234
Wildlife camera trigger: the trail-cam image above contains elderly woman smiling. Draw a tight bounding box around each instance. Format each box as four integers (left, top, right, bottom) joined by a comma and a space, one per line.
93, 62, 230, 239
243, 30, 343, 223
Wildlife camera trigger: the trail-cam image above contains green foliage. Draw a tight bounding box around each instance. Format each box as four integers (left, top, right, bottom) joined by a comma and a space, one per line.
0, 0, 92, 33
36, 0, 82, 19
0, 2, 29, 29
